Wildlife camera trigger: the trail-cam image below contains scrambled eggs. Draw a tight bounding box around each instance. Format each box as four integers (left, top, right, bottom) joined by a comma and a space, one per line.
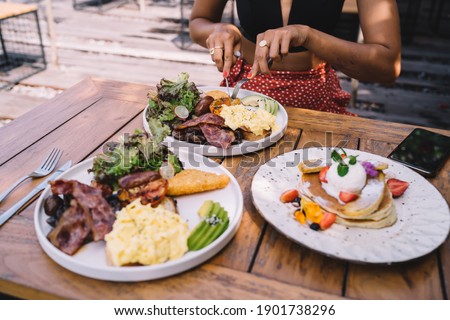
105, 199, 189, 266
220, 105, 277, 136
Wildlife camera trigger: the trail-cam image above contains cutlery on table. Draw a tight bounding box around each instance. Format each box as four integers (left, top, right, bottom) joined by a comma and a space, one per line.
0, 160, 72, 227
231, 58, 273, 100
0, 148, 62, 203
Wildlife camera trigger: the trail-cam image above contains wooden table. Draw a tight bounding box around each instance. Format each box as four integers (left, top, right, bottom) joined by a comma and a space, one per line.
0, 78, 449, 300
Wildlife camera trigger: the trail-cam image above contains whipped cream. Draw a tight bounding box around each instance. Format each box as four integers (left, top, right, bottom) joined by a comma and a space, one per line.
324, 159, 367, 197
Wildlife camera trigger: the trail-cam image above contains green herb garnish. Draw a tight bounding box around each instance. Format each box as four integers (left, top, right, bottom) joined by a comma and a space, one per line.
348, 155, 358, 165
331, 149, 358, 177
337, 164, 349, 177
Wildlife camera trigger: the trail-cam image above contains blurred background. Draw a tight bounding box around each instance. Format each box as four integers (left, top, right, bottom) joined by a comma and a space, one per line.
0, 0, 449, 129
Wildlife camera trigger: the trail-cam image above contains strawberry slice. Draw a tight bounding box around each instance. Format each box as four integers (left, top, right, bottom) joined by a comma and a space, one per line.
387, 178, 409, 198
320, 211, 336, 230
319, 166, 330, 183
280, 189, 299, 203
339, 191, 358, 203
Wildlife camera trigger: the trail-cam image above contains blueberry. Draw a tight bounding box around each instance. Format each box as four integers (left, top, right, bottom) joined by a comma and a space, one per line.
310, 223, 320, 231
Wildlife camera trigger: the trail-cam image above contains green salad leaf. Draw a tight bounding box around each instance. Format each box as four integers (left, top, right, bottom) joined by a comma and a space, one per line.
147, 72, 200, 125
89, 129, 181, 190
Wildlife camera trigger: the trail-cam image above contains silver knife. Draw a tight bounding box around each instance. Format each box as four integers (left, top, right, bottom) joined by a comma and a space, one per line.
0, 160, 72, 227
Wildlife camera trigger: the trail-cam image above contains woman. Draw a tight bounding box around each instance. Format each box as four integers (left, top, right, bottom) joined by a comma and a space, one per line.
189, 0, 401, 115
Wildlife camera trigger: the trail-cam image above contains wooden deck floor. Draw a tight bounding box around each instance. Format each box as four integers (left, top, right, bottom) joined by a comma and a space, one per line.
1, 0, 449, 129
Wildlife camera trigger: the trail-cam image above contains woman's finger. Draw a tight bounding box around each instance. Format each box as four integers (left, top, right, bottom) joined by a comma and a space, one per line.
280, 34, 291, 57
211, 42, 225, 71
269, 33, 282, 62
257, 38, 271, 75
222, 37, 236, 77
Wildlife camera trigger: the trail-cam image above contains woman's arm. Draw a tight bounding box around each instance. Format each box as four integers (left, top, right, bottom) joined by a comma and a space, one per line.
189, 0, 242, 75
252, 0, 401, 83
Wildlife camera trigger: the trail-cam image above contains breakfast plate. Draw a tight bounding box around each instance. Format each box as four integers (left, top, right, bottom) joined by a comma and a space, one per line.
34, 149, 243, 282
251, 147, 450, 264
143, 86, 288, 157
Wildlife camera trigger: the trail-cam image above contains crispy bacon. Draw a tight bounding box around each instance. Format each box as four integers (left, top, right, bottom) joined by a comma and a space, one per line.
117, 176, 168, 207
199, 124, 235, 149
175, 113, 225, 130
47, 200, 91, 256
47, 180, 116, 255
174, 113, 236, 149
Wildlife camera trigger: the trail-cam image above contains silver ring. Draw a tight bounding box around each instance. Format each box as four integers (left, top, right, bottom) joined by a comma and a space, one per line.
233, 50, 241, 58
259, 40, 269, 48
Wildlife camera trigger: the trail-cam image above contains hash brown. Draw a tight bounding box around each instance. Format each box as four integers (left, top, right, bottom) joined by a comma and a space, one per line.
167, 169, 230, 196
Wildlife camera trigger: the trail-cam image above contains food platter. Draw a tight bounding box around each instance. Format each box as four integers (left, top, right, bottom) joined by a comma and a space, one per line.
34, 149, 243, 282
143, 86, 288, 157
251, 147, 450, 264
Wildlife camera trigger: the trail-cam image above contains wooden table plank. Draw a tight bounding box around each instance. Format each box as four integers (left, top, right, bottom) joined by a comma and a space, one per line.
0, 98, 143, 214
286, 108, 450, 142
251, 130, 359, 296
214, 128, 301, 271
0, 78, 102, 165
345, 138, 444, 299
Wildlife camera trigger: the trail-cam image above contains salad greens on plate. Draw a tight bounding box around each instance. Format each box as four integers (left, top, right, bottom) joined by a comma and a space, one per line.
89, 129, 182, 190
146, 72, 200, 132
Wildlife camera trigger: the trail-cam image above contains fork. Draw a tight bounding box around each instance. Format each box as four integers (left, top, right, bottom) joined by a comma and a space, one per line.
231, 58, 273, 99
0, 148, 62, 203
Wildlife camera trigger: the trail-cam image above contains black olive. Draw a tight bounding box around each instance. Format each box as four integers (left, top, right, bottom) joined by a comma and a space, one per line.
44, 195, 64, 216
46, 216, 57, 227
55, 206, 66, 221
310, 223, 320, 231
106, 194, 122, 212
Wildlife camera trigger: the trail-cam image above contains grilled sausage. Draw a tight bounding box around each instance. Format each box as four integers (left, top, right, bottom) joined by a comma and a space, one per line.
194, 96, 214, 116
118, 171, 161, 189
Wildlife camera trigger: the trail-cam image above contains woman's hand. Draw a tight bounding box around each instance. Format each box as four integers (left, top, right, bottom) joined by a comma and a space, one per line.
205, 23, 242, 76
250, 25, 309, 77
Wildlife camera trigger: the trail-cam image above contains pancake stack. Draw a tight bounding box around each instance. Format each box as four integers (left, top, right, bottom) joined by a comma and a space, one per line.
298, 160, 397, 229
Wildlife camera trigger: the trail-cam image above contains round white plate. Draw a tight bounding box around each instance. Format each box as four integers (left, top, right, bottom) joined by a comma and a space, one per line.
143, 86, 288, 156
34, 149, 243, 281
251, 147, 450, 264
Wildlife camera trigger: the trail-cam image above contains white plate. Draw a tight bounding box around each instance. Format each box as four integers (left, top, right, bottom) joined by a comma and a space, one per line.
34, 149, 243, 281
251, 147, 450, 264
143, 86, 288, 156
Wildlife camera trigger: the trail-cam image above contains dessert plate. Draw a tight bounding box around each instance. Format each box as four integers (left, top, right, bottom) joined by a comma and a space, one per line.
251, 147, 450, 264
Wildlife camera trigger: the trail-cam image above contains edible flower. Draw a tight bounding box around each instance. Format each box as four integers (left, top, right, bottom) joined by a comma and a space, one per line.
362, 161, 379, 177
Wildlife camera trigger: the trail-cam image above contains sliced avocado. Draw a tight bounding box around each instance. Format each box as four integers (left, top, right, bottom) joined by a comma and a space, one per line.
261, 98, 278, 116
188, 220, 209, 250
241, 95, 263, 107
197, 200, 214, 219
189, 208, 229, 251
188, 202, 223, 250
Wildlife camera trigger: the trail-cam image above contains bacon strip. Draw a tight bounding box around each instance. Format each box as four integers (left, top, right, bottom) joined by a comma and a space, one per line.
199, 124, 235, 149
48, 180, 116, 255
175, 113, 225, 130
